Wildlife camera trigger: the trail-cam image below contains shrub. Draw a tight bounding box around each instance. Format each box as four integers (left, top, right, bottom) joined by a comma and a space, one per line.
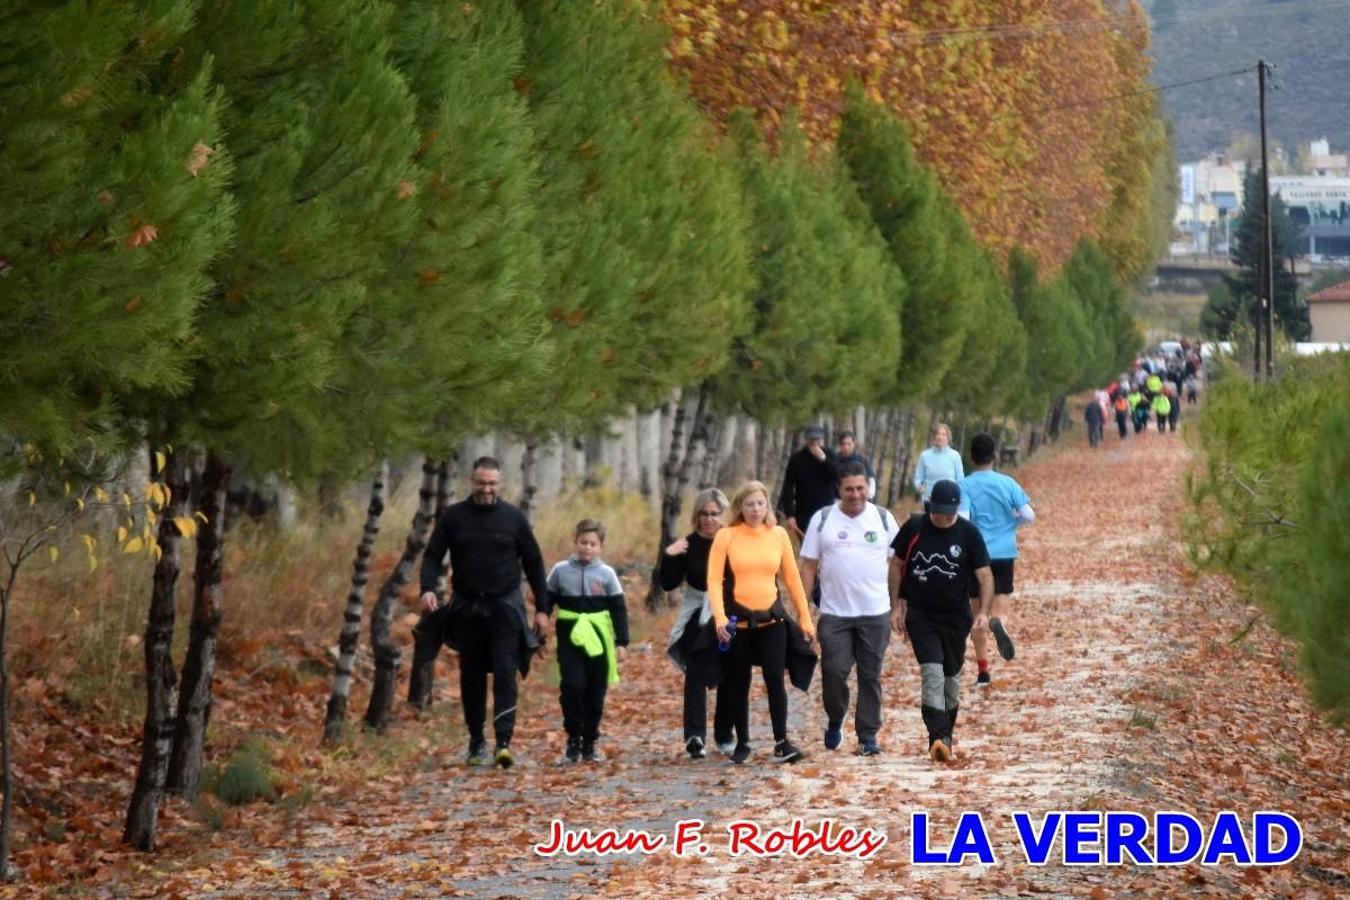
213, 739, 276, 806
1187, 353, 1350, 723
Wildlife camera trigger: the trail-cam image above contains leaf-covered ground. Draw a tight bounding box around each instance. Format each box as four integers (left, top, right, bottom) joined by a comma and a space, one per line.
7, 426, 1348, 897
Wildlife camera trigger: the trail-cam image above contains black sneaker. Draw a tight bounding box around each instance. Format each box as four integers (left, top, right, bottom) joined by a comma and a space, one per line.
564, 737, 581, 763
858, 738, 883, 757
494, 744, 515, 769
823, 722, 843, 751
989, 617, 1015, 661
685, 736, 707, 759
773, 739, 804, 764
580, 740, 603, 762
466, 737, 488, 766
976, 670, 992, 687
730, 743, 752, 764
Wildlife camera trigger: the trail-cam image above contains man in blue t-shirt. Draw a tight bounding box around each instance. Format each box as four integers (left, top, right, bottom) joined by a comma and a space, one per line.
960, 433, 1035, 687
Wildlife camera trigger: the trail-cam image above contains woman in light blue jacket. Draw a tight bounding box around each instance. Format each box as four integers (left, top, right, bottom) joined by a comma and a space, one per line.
913, 422, 964, 508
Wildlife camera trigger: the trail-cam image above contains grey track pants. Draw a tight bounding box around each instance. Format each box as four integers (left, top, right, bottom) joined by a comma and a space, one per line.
818, 612, 892, 741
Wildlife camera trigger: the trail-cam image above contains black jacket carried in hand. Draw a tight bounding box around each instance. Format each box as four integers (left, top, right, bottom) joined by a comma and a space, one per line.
417, 497, 548, 677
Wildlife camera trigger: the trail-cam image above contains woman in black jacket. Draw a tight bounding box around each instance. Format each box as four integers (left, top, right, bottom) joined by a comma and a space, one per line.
660, 487, 732, 759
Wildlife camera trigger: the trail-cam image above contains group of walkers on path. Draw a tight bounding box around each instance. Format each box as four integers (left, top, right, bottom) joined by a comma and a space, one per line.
413, 422, 1035, 770
1085, 339, 1205, 446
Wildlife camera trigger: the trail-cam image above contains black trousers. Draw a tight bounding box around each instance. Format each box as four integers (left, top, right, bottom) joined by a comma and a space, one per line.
905, 606, 972, 744
1115, 411, 1128, 438
454, 597, 523, 746
556, 619, 609, 743
723, 620, 789, 744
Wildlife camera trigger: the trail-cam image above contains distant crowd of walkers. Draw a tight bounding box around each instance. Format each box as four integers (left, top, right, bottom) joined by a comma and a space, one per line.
413, 421, 1035, 769
1085, 339, 1204, 445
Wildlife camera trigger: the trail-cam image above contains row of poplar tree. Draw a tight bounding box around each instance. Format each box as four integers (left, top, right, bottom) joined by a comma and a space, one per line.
1, 0, 1148, 857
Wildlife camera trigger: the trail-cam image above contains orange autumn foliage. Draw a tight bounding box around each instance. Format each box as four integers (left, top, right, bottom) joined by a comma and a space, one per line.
662, 0, 1160, 272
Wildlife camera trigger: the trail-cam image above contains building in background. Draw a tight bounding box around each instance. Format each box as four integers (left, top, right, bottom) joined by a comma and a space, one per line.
1174, 155, 1244, 255
1305, 138, 1350, 178
1271, 175, 1350, 260
1307, 279, 1350, 343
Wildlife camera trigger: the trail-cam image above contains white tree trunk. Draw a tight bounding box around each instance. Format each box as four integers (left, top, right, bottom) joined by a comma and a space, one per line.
536, 434, 564, 505
635, 408, 662, 503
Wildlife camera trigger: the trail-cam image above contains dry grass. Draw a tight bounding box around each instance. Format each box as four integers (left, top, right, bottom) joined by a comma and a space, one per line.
530, 482, 661, 565
4, 479, 683, 720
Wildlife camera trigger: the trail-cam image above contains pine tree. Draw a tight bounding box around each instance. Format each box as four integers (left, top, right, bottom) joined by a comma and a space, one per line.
1215, 166, 1310, 341
1064, 239, 1140, 384
714, 113, 896, 425
518, 0, 751, 427
1008, 248, 1091, 417
2, 1, 235, 859
139, 0, 423, 807
357, 0, 551, 733
0, 1, 233, 459
838, 81, 971, 401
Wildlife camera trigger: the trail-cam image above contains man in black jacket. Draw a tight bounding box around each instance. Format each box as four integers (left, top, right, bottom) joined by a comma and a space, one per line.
778, 424, 840, 538
416, 456, 549, 769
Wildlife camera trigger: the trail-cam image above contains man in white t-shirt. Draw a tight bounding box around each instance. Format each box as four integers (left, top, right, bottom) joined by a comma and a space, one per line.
800, 463, 901, 756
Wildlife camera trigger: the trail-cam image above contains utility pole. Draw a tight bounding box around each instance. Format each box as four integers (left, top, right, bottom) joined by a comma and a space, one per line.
1258, 59, 1276, 380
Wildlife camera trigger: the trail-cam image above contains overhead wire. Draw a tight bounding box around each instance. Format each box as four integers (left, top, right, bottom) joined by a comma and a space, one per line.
1027, 65, 1257, 116
883, 0, 1350, 47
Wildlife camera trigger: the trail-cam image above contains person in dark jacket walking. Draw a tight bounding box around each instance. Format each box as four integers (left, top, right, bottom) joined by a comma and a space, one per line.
417, 457, 549, 769
836, 430, 877, 500
1084, 398, 1104, 448
660, 488, 734, 759
778, 425, 839, 539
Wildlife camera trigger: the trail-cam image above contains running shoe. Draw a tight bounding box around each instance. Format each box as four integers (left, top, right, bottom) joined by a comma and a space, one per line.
494, 744, 515, 769
715, 738, 736, 756
858, 738, 883, 757
976, 670, 992, 687
564, 737, 581, 763
773, 740, 804, 764
730, 743, 752, 764
929, 737, 953, 763
685, 736, 707, 759
581, 740, 603, 762
989, 618, 1015, 661
466, 737, 488, 767
823, 722, 843, 751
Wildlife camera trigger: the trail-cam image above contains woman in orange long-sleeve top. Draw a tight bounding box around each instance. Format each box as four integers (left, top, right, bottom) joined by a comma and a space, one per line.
708, 480, 816, 764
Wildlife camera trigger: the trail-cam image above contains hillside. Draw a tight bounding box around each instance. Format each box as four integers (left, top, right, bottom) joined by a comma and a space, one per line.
1149, 0, 1350, 159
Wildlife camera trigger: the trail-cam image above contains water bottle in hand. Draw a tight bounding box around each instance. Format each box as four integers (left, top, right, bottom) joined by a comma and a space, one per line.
718, 616, 738, 652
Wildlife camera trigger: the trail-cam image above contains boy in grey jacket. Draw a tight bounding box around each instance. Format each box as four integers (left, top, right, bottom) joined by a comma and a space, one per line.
541, 518, 630, 762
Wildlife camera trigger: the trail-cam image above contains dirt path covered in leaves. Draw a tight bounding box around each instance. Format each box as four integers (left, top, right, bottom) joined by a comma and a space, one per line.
46, 430, 1349, 898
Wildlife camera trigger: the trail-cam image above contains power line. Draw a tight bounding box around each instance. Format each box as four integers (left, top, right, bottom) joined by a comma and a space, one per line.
885, 0, 1350, 48
1026, 65, 1256, 116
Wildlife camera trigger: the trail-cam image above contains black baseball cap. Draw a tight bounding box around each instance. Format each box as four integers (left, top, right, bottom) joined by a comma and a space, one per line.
929, 479, 961, 515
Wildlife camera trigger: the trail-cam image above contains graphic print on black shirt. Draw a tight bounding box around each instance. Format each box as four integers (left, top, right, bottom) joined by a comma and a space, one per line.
890, 516, 990, 620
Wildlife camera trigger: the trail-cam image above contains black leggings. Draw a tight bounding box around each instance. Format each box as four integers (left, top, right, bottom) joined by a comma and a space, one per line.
723, 620, 789, 744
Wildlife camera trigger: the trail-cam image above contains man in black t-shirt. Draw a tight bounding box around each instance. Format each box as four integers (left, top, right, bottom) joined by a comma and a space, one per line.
889, 479, 993, 763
